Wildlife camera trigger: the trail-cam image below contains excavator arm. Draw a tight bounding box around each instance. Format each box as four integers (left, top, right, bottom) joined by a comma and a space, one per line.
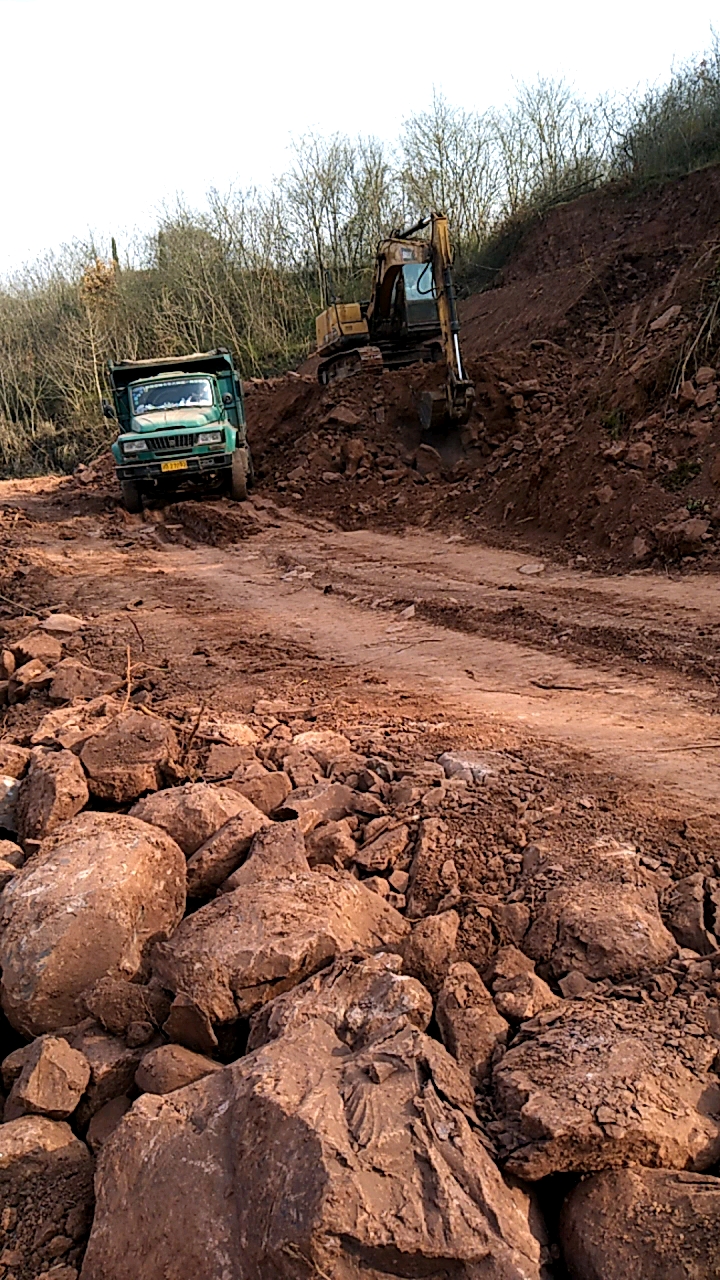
404, 213, 475, 429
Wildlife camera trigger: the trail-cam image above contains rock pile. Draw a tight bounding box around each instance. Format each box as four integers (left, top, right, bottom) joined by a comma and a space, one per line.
0, 621, 718, 1277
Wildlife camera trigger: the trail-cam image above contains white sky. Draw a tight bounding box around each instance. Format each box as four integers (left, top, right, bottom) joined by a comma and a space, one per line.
0, 0, 717, 276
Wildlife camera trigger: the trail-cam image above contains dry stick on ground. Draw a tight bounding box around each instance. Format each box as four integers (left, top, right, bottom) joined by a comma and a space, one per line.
127, 616, 145, 652
180, 702, 207, 764
121, 646, 133, 712
0, 592, 39, 616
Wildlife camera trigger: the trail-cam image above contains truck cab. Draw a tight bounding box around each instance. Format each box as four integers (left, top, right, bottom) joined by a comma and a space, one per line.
107, 349, 252, 512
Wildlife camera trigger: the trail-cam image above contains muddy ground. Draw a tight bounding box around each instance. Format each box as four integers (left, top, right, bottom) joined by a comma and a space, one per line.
1, 477, 718, 857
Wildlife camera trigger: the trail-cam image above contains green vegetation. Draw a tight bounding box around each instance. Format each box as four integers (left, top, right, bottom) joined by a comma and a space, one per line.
661, 458, 703, 491
1, 36, 719, 477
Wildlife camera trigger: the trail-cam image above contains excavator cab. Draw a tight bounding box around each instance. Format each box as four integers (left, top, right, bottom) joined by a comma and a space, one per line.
314, 212, 474, 428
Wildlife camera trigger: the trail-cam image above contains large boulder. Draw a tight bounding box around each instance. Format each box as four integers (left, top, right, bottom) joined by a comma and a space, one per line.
152, 868, 410, 1028
0, 812, 186, 1036
15, 746, 89, 842
81, 1021, 549, 1280
247, 950, 432, 1052
80, 710, 179, 802
0, 1116, 94, 1274
492, 997, 720, 1179
523, 881, 675, 982
560, 1167, 720, 1280
130, 782, 251, 855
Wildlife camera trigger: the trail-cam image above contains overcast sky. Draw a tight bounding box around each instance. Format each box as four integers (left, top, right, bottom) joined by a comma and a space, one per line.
0, 0, 717, 277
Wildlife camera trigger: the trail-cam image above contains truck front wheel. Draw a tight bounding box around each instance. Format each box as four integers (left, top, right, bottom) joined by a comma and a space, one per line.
229, 450, 248, 502
121, 480, 143, 514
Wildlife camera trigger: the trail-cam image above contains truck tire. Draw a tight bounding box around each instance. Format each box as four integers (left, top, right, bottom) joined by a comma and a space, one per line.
229, 450, 248, 502
121, 480, 143, 513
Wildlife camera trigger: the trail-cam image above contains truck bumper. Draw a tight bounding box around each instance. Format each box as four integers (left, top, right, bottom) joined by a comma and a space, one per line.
115, 452, 233, 482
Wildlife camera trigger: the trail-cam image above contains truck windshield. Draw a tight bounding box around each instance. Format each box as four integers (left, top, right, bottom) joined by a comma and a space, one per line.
131, 378, 214, 414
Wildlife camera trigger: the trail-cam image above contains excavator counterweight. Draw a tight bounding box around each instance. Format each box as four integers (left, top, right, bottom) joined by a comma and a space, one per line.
315, 212, 474, 428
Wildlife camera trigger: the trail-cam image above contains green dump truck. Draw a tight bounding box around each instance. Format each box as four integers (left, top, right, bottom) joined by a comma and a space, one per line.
106, 348, 253, 513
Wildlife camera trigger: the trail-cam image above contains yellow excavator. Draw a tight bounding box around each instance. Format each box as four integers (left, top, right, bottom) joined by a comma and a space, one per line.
315, 212, 475, 430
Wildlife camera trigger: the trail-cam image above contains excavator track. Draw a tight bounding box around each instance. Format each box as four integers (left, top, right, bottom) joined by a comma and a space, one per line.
318, 345, 384, 385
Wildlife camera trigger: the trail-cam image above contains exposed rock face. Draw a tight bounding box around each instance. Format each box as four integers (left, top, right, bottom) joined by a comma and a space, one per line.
665, 872, 718, 954
15, 747, 89, 842
292, 728, 351, 769
32, 695, 122, 752
405, 816, 449, 917
276, 780, 355, 832
81, 976, 171, 1037
9, 656, 52, 702
436, 962, 509, 1083
86, 1096, 132, 1154
5, 1035, 91, 1121
560, 1168, 720, 1280
231, 769, 291, 815
130, 782, 250, 855
304, 818, 356, 868
152, 869, 410, 1025
0, 1116, 95, 1277
353, 823, 409, 873
221, 820, 308, 892
0, 742, 30, 776
248, 951, 432, 1052
12, 630, 63, 665
80, 710, 179, 801
185, 799, 271, 896
0, 812, 186, 1036
135, 1044, 222, 1095
61, 1021, 152, 1128
49, 659, 122, 702
493, 971, 560, 1023
492, 998, 720, 1179
401, 909, 459, 994
82, 1021, 548, 1280
523, 881, 676, 981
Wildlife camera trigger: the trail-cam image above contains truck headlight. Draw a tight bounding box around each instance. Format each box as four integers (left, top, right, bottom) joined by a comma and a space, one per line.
197, 430, 223, 445
123, 439, 146, 454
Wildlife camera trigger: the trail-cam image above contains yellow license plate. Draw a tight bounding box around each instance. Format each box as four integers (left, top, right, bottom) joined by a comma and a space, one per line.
161, 459, 188, 473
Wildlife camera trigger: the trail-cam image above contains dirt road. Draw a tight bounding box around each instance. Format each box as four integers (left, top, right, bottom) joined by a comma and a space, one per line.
3, 479, 719, 813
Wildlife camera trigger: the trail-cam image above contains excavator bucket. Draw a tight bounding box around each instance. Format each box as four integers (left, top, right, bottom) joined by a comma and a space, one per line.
419, 375, 475, 431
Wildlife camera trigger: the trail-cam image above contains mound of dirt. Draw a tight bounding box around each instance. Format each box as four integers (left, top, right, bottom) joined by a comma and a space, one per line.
246, 165, 720, 571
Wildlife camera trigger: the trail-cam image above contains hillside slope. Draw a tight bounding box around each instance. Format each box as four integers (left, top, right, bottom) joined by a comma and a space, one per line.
248, 165, 720, 570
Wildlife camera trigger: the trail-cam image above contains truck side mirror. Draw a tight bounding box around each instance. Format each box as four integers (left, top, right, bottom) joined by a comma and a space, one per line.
222, 393, 233, 406
102, 399, 116, 420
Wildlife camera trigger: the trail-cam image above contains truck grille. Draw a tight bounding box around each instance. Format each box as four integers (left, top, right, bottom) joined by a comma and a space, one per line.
143, 434, 194, 453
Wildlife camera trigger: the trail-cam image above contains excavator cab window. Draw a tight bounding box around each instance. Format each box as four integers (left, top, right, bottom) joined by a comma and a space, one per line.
401, 261, 437, 331
402, 262, 435, 300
